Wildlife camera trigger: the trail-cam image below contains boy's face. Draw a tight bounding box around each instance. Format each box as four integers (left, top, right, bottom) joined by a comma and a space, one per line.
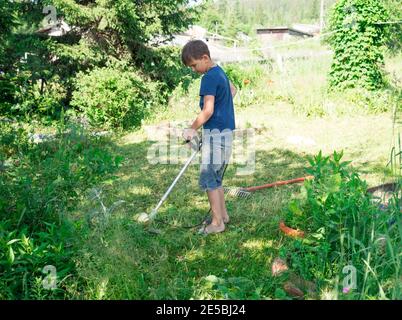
187, 55, 210, 74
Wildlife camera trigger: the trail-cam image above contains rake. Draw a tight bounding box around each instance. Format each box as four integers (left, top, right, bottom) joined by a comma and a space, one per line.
224, 175, 314, 198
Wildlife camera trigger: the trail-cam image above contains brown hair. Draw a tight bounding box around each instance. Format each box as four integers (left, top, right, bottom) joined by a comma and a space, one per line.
181, 40, 211, 65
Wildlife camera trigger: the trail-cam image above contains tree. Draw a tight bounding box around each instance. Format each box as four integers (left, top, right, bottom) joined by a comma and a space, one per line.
0, 0, 198, 121
0, 1, 18, 68
327, 0, 389, 90
384, 0, 402, 53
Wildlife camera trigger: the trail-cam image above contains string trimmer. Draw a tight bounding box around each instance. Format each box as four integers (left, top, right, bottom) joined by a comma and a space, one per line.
136, 137, 201, 224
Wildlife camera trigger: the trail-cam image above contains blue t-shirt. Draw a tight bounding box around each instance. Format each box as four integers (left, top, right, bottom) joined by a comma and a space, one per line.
199, 65, 235, 131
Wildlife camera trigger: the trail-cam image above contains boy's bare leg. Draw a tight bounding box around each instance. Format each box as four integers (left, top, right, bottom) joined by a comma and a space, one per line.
204, 188, 225, 233
218, 187, 229, 223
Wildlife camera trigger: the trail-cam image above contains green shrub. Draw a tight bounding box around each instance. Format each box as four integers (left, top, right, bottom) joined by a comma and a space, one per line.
0, 121, 124, 298
280, 151, 401, 298
0, 220, 78, 299
223, 63, 265, 90
327, 0, 389, 90
0, 72, 65, 121
223, 63, 269, 108
137, 46, 197, 94
0, 122, 123, 229
0, 121, 30, 163
71, 67, 161, 129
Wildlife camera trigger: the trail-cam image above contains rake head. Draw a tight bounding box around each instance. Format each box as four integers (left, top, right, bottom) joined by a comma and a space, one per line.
224, 187, 252, 198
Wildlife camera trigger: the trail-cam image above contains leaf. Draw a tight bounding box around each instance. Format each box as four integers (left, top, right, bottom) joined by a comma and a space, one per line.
7, 239, 20, 246
325, 173, 342, 193
288, 200, 303, 216
205, 275, 220, 283
8, 246, 15, 264
274, 288, 288, 299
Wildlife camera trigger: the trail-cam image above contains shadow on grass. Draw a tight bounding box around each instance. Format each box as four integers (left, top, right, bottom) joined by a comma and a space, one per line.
75, 139, 316, 299
71, 133, 400, 299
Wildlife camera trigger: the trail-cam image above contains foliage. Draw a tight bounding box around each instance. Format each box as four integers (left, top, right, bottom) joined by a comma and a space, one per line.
0, 120, 30, 164
0, 220, 77, 299
71, 66, 162, 129
327, 0, 390, 90
0, 121, 123, 230
135, 45, 197, 94
281, 151, 401, 298
0, 0, 18, 59
223, 62, 269, 108
384, 0, 402, 53
198, 0, 337, 39
0, 120, 124, 298
0, 0, 198, 125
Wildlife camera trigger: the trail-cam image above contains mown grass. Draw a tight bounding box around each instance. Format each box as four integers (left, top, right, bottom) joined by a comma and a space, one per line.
62, 47, 400, 299
2, 47, 400, 300
68, 47, 401, 299
71, 105, 399, 299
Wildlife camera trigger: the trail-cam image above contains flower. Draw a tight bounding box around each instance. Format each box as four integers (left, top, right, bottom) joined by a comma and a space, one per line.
343, 287, 350, 294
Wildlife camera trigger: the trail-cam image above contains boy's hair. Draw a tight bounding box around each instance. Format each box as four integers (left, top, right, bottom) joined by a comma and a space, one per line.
181, 40, 211, 65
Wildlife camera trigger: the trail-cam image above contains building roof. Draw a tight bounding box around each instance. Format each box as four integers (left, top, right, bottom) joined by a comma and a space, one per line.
256, 26, 314, 37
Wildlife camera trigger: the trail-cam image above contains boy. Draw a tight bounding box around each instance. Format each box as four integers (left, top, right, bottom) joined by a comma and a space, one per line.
181, 40, 236, 235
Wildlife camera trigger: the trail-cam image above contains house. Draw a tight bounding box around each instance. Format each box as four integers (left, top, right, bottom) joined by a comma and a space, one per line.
256, 25, 315, 45
291, 24, 321, 36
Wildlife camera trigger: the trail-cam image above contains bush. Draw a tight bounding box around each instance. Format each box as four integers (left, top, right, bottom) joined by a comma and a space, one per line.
280, 151, 401, 298
327, 0, 389, 90
223, 63, 266, 90
0, 72, 65, 121
137, 46, 197, 94
0, 122, 123, 230
0, 121, 124, 298
0, 220, 77, 299
223, 63, 269, 108
71, 66, 163, 129
0, 120, 30, 164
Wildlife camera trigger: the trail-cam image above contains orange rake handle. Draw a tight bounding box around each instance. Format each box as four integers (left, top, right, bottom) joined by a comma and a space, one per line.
244, 175, 314, 192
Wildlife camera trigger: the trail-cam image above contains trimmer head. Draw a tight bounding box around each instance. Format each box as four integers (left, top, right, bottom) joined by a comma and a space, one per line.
136, 208, 158, 224
136, 212, 150, 223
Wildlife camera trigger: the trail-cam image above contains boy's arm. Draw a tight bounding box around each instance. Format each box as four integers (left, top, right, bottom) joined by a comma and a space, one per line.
191, 95, 214, 130
183, 95, 215, 141
230, 81, 237, 97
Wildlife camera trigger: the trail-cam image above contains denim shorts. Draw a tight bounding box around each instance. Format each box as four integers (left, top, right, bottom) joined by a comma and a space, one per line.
199, 131, 233, 192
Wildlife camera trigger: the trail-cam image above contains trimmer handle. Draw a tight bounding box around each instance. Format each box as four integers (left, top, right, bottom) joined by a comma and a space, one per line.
184, 135, 202, 151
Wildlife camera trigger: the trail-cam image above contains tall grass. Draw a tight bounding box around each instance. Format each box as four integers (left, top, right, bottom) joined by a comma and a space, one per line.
166, 45, 401, 119
0, 119, 124, 299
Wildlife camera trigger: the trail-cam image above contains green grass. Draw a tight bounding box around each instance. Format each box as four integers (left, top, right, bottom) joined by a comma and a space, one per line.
69, 101, 399, 299
2, 47, 400, 300
64, 48, 401, 300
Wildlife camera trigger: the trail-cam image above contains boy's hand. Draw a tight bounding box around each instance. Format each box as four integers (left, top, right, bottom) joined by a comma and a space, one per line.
182, 128, 197, 143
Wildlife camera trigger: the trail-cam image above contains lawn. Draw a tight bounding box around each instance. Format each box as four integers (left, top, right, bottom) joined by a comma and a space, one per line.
2, 49, 399, 300
70, 53, 400, 299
